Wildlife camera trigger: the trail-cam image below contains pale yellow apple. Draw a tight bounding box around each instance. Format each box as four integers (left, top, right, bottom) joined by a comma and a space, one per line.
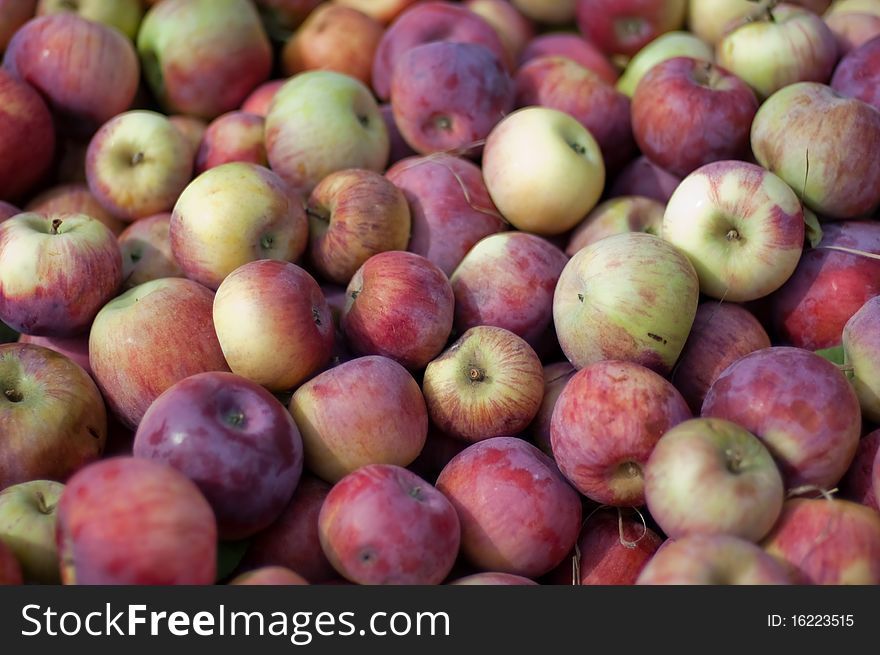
617, 31, 714, 96
687, 0, 753, 45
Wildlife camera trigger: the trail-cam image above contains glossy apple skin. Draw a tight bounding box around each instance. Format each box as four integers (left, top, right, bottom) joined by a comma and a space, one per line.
18, 333, 91, 377
608, 155, 682, 203
527, 362, 575, 456
133, 371, 303, 540
451, 232, 568, 347
117, 213, 183, 289
632, 58, 758, 177
551, 360, 691, 505
0, 68, 54, 202
465, 0, 535, 64
385, 154, 506, 276
843, 296, 880, 422
137, 0, 272, 119
839, 430, 879, 511
229, 566, 308, 585
762, 498, 880, 584
637, 534, 791, 584
89, 277, 230, 429
195, 111, 267, 174
671, 302, 771, 413
436, 436, 582, 578
26, 184, 124, 236
519, 32, 617, 85
449, 572, 538, 585
3, 13, 138, 133
831, 36, 880, 111
514, 55, 635, 173
290, 356, 428, 483
237, 474, 337, 584
0, 213, 123, 337
57, 457, 217, 585
371, 1, 508, 101
240, 79, 285, 117
319, 464, 460, 585
702, 347, 861, 490
768, 221, 880, 350
575, 0, 688, 58
0, 480, 63, 583
341, 251, 453, 370
751, 82, 880, 219
566, 196, 664, 255
0, 343, 106, 488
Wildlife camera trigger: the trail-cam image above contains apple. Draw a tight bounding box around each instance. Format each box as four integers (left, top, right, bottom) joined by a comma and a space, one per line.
281, 3, 384, 87
465, 0, 535, 64
511, 0, 577, 24
0, 69, 54, 202
551, 360, 691, 505
26, 183, 124, 236
514, 55, 636, 173
702, 347, 861, 490
0, 202, 18, 222
319, 464, 460, 585
686, 0, 755, 46
168, 115, 208, 157
450, 572, 538, 585
762, 497, 880, 584
229, 566, 308, 585
371, 1, 509, 101
86, 110, 194, 222
37, 0, 143, 40
422, 326, 544, 442
482, 106, 605, 236
3, 13, 139, 133
519, 32, 618, 85
18, 333, 91, 376
406, 427, 469, 484
253, 0, 322, 41
566, 196, 664, 255
0, 0, 36, 53
0, 343, 105, 488
391, 41, 514, 156
341, 251, 454, 370
240, 79, 285, 117
171, 162, 308, 291
305, 168, 410, 285
554, 232, 699, 374
117, 212, 183, 289
825, 10, 880, 56
137, 0, 272, 119
380, 104, 417, 166
608, 155, 682, 203
632, 59, 758, 177
575, 0, 688, 58
616, 30, 714, 97
0, 541, 21, 585
637, 534, 791, 584
662, 160, 805, 301
213, 260, 334, 392
451, 232, 568, 347
0, 480, 63, 583
385, 153, 506, 276
526, 361, 575, 456
333, 0, 420, 25
0, 213, 122, 337
830, 35, 880, 110
57, 456, 217, 584
436, 436, 582, 578
839, 429, 879, 510
289, 356, 428, 483
194, 111, 266, 175
842, 296, 880, 422
88, 277, 230, 428
265, 71, 389, 197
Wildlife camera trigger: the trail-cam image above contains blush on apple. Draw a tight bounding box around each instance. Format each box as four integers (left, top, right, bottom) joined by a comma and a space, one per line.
566, 196, 665, 254
838, 430, 880, 511
26, 183, 124, 236
195, 111, 267, 174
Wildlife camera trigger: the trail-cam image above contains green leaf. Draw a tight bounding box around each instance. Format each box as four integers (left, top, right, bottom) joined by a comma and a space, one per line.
216, 539, 250, 583
814, 345, 845, 366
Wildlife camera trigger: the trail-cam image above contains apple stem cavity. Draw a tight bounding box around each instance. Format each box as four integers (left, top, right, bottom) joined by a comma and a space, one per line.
467, 366, 486, 383
311, 307, 323, 326
50, 218, 63, 235
260, 234, 274, 250
35, 491, 55, 515
725, 228, 741, 242
305, 206, 329, 224
724, 448, 743, 474
130, 151, 145, 166
3, 388, 23, 403
224, 410, 246, 428
568, 141, 587, 156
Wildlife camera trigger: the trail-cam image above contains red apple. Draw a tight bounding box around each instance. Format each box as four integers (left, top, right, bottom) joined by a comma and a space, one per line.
839, 430, 880, 511
0, 540, 22, 585
830, 35, 880, 111
0, 202, 18, 222
825, 10, 880, 56
608, 155, 682, 203
240, 79, 285, 117
575, 0, 688, 58
465, 0, 535, 64
26, 183, 124, 236
18, 333, 91, 377
566, 196, 665, 254
519, 32, 618, 85
195, 111, 267, 174
117, 213, 183, 289
526, 361, 575, 456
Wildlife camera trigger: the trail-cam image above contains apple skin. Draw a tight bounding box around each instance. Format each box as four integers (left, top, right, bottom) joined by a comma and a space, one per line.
0, 202, 18, 222
88, 277, 230, 429
702, 347, 861, 490
575, 0, 688, 58
213, 260, 334, 392
436, 436, 582, 578
671, 301, 771, 413
237, 474, 337, 584
449, 572, 538, 585
391, 40, 514, 156
527, 361, 575, 456
334, 0, 420, 25
825, 11, 880, 56
86, 110, 194, 222
511, 0, 577, 24
0, 540, 21, 585
385, 153, 506, 276
37, 0, 143, 40
843, 296, 880, 422
195, 111, 267, 175
3, 13, 139, 133
0, 68, 54, 202
229, 566, 308, 585
18, 333, 91, 377
289, 356, 428, 483
0, 0, 36, 53
685, 0, 753, 46
371, 1, 509, 101
830, 35, 880, 111
661, 160, 805, 302
465, 0, 535, 64
0, 213, 123, 337
566, 196, 665, 255
253, 0, 322, 41
762, 497, 880, 584
265, 71, 389, 197
839, 429, 879, 511
380, 104, 417, 166
637, 534, 791, 584
608, 155, 682, 203
133, 371, 304, 541
514, 55, 636, 174
168, 115, 207, 158
751, 82, 880, 219
305, 168, 410, 286
519, 32, 618, 85
616, 30, 714, 97
26, 184, 124, 236
768, 221, 880, 350
0, 480, 62, 583
240, 79, 285, 117
319, 464, 460, 585
451, 232, 568, 348
281, 3, 384, 87
56, 457, 217, 585
341, 251, 454, 370
553, 232, 699, 375
483, 106, 605, 236
632, 58, 758, 178
171, 162, 308, 291
551, 360, 691, 505
117, 213, 183, 290
422, 326, 544, 443
137, 0, 272, 120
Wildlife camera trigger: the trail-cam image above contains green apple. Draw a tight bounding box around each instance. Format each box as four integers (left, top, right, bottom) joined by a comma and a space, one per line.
0, 480, 64, 583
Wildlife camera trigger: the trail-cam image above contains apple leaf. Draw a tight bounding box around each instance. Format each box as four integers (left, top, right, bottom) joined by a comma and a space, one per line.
814, 345, 845, 366
216, 539, 250, 583
804, 210, 823, 249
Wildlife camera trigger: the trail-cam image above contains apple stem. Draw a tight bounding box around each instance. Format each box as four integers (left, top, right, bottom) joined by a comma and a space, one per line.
35, 491, 55, 515
467, 367, 486, 383
745, 0, 779, 23
725, 228, 741, 242
130, 151, 145, 166
50, 218, 62, 235
3, 388, 22, 403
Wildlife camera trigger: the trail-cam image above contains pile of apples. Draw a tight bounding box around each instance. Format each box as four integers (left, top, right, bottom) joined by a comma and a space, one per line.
1, 0, 880, 587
